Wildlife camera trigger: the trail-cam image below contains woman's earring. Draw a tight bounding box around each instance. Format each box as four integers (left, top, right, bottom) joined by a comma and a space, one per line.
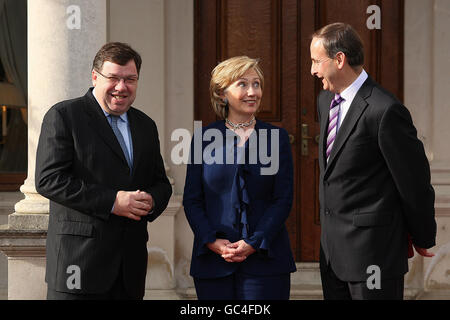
223, 98, 228, 105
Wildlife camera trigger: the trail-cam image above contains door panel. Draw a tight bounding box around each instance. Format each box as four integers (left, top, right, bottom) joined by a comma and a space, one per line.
220, 0, 281, 120
194, 0, 404, 261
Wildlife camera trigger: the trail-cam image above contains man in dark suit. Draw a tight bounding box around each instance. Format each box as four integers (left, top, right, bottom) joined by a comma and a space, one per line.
311, 23, 436, 299
35, 42, 172, 300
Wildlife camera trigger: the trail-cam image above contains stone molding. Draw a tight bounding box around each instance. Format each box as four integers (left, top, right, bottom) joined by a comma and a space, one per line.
0, 226, 46, 257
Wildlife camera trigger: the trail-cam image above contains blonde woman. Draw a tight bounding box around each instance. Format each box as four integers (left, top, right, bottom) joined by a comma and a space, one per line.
183, 56, 296, 300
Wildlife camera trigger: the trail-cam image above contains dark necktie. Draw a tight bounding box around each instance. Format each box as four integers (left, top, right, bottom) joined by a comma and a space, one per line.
110, 115, 132, 169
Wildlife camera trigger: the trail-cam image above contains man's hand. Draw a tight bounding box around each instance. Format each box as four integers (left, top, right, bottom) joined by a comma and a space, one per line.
414, 245, 435, 257
112, 190, 153, 221
136, 190, 154, 210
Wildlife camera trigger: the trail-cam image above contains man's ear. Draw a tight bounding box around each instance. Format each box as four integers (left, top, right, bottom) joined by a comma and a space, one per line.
335, 52, 346, 70
91, 70, 97, 86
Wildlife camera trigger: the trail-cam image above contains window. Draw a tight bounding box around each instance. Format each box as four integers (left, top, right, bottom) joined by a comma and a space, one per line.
0, 0, 27, 191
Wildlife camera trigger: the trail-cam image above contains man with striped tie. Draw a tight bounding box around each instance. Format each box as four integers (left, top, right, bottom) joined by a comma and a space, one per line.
310, 23, 436, 300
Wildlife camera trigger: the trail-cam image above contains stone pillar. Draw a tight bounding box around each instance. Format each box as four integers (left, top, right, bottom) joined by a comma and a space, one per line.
163, 0, 195, 298
424, 0, 450, 295
0, 0, 107, 299
403, 0, 434, 298
164, 0, 194, 195
405, 0, 450, 298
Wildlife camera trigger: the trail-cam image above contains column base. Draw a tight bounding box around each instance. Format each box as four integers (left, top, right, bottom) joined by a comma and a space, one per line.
14, 182, 49, 216
8, 213, 48, 230
0, 225, 47, 300
0, 181, 49, 299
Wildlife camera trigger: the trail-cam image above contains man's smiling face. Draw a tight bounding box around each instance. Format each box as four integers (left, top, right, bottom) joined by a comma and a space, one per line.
92, 60, 138, 115
310, 37, 339, 93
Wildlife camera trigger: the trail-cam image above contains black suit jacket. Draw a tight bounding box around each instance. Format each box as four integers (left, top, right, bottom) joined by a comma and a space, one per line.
35, 88, 172, 297
318, 76, 436, 282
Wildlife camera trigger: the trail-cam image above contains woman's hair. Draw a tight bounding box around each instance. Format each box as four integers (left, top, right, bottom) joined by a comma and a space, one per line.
210, 56, 264, 119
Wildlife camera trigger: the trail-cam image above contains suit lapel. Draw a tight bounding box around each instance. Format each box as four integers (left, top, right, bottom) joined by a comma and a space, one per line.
83, 89, 130, 167
324, 77, 374, 177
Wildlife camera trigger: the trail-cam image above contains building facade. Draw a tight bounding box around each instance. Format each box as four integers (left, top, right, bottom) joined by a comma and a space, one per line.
0, 0, 449, 299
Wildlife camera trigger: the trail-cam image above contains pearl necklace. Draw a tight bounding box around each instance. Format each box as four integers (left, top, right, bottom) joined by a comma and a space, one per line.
225, 116, 255, 131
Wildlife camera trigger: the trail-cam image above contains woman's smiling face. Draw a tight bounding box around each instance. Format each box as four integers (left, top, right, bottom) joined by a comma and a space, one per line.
222, 68, 262, 121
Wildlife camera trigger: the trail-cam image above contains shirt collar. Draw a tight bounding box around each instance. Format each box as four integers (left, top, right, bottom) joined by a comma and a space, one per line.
340, 69, 368, 103
92, 87, 129, 123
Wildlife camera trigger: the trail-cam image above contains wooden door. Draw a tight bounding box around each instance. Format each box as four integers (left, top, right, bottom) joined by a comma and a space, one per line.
194, 0, 404, 261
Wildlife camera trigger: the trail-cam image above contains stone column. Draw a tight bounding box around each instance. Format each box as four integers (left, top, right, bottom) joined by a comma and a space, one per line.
403, 0, 434, 298
424, 0, 450, 295
164, 0, 195, 297
12, 0, 107, 227
405, 0, 450, 298
0, 0, 107, 299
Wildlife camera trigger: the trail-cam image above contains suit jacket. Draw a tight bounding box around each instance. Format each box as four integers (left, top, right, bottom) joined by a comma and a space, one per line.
35, 88, 172, 297
183, 120, 296, 279
317, 76, 436, 282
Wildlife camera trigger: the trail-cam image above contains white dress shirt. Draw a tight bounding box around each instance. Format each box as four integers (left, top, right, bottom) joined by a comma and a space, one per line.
337, 69, 368, 131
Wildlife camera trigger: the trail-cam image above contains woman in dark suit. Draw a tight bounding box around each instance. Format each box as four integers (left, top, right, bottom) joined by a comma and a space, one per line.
183, 56, 296, 300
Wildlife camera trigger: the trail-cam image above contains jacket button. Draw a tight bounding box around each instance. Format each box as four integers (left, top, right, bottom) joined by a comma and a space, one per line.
325, 209, 331, 215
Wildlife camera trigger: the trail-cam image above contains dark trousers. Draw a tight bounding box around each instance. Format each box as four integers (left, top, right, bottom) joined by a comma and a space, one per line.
47, 263, 142, 300
320, 247, 404, 300
194, 270, 291, 300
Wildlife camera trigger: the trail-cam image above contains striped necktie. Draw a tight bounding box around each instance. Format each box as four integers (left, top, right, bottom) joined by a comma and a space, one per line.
326, 94, 344, 161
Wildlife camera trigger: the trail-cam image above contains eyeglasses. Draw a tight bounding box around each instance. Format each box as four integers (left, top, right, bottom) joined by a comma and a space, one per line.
311, 57, 333, 67
95, 70, 139, 85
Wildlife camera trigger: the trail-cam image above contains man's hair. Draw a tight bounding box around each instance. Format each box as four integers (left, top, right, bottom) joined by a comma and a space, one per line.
312, 23, 364, 68
210, 56, 264, 119
92, 42, 142, 74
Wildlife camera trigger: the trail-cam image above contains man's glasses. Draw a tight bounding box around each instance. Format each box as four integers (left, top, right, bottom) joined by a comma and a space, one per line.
311, 57, 333, 67
95, 70, 139, 85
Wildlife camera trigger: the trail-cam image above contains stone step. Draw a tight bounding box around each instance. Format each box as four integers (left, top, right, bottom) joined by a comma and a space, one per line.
291, 262, 322, 286
416, 290, 450, 300
175, 287, 197, 300
290, 263, 324, 299
290, 284, 323, 300
290, 286, 422, 300
0, 287, 423, 300
144, 289, 183, 300
175, 285, 323, 301
0, 288, 6, 300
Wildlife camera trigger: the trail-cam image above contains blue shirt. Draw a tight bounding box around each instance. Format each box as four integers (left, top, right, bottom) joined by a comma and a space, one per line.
92, 88, 133, 163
